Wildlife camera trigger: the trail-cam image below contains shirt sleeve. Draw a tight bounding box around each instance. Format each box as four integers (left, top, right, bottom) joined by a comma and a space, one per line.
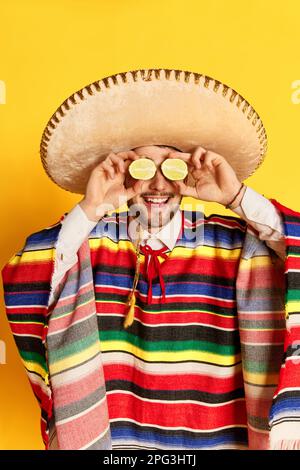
231, 186, 286, 260
49, 204, 98, 304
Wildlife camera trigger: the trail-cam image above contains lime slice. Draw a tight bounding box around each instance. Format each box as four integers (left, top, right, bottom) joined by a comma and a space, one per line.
129, 158, 156, 180
161, 158, 188, 181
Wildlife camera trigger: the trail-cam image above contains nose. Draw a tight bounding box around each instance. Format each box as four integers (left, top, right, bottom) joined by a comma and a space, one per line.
148, 169, 168, 192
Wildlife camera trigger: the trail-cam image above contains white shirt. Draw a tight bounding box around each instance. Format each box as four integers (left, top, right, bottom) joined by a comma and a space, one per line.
49, 186, 285, 304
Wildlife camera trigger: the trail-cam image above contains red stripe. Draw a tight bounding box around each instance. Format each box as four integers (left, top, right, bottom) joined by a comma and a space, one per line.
270, 199, 300, 218
107, 393, 247, 429
10, 323, 44, 335
6, 306, 48, 315
3, 260, 54, 283
286, 237, 300, 247
96, 305, 238, 328
239, 329, 285, 343
91, 246, 241, 278
103, 364, 243, 394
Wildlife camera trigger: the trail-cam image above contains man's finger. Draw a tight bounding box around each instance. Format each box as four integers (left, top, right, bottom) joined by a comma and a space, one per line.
110, 153, 125, 173
117, 150, 139, 161
174, 181, 197, 198
127, 150, 140, 160
126, 180, 144, 200
191, 147, 207, 170
168, 151, 191, 162
102, 160, 115, 179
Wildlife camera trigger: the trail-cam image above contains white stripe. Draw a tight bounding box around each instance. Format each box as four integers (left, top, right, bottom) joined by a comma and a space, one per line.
240, 342, 284, 346
13, 333, 42, 339
112, 441, 247, 450
247, 423, 269, 435
273, 386, 300, 398
106, 390, 245, 407
207, 219, 244, 231
97, 313, 237, 331
95, 284, 128, 292
101, 351, 241, 377
27, 371, 50, 394
80, 425, 111, 450
286, 356, 300, 364
50, 353, 103, 387
6, 304, 46, 309
109, 417, 247, 433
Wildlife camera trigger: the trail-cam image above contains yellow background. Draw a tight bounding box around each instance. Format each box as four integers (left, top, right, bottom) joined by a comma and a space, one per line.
1, 0, 300, 449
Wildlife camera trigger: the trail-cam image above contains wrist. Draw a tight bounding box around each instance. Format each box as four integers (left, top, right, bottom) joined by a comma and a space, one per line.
223, 183, 246, 210
79, 198, 106, 222
228, 184, 246, 209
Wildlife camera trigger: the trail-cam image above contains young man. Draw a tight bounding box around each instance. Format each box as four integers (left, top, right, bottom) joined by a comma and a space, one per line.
2, 69, 300, 450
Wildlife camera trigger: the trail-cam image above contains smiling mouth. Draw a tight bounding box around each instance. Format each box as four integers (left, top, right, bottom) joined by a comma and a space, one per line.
142, 195, 172, 207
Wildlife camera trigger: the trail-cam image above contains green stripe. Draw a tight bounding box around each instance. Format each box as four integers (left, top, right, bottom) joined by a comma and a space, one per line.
20, 350, 47, 370
99, 331, 239, 355
287, 289, 300, 301
243, 360, 280, 374
48, 330, 99, 363
287, 250, 300, 257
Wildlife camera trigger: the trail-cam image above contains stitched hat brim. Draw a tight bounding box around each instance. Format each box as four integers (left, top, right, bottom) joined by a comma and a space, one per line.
40, 69, 267, 194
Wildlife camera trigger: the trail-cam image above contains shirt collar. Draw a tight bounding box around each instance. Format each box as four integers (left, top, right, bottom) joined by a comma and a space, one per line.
128, 208, 182, 251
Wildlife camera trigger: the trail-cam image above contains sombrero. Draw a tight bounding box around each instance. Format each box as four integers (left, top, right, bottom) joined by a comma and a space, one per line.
40, 68, 267, 194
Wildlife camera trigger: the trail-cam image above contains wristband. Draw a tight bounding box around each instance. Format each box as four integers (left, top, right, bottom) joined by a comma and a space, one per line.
225, 183, 245, 209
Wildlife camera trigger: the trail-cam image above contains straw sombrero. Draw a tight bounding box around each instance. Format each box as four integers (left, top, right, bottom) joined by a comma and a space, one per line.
40, 68, 267, 194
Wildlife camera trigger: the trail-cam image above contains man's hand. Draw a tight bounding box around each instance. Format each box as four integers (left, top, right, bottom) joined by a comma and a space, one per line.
169, 146, 245, 207
80, 151, 144, 221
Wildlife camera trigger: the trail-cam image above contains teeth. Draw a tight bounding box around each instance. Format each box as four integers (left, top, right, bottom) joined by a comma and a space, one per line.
144, 197, 169, 203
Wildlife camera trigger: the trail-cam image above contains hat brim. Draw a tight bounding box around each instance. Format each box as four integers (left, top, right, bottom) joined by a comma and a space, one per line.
40, 68, 267, 194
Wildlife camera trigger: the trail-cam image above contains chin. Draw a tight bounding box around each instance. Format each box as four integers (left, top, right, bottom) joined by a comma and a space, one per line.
129, 199, 180, 229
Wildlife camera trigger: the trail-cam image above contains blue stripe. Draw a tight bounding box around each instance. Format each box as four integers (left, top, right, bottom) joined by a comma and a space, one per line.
25, 225, 61, 250
270, 397, 300, 420
4, 292, 49, 306
284, 221, 300, 238
95, 273, 236, 299
111, 425, 247, 448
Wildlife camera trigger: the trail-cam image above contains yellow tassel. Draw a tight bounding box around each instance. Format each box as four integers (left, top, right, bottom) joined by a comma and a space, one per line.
124, 292, 136, 328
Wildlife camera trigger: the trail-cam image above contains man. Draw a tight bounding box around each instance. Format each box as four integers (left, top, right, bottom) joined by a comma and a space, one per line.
55, 144, 285, 302
2, 69, 300, 450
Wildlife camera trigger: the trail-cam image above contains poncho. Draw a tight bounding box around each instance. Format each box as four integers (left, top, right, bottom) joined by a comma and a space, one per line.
2, 200, 300, 450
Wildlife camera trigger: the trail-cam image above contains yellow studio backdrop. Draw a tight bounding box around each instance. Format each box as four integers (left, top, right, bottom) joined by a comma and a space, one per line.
1, 0, 300, 450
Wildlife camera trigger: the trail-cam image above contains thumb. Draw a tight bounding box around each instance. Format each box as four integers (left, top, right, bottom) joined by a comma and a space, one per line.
175, 181, 189, 196
125, 180, 144, 201
174, 181, 196, 198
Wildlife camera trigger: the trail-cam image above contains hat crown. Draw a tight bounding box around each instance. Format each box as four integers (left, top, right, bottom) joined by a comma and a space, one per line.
40, 68, 267, 194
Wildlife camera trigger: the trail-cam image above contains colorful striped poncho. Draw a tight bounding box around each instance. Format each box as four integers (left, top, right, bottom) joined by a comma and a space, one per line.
2, 200, 300, 450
